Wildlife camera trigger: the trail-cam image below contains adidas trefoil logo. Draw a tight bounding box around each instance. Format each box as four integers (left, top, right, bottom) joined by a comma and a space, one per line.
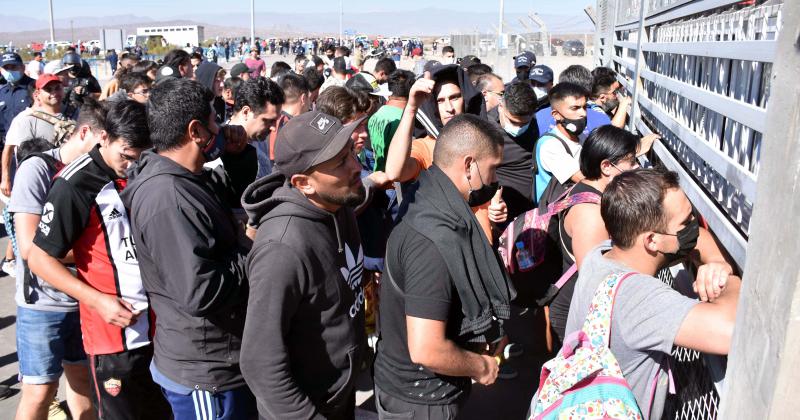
340, 244, 365, 318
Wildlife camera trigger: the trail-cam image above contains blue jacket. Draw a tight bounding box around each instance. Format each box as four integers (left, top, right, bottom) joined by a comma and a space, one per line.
0, 76, 34, 140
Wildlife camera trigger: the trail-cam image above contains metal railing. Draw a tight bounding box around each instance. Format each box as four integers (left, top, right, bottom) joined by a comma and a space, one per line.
595, 0, 785, 418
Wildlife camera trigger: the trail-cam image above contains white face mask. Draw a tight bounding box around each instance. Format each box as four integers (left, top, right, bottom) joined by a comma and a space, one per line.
533, 86, 548, 100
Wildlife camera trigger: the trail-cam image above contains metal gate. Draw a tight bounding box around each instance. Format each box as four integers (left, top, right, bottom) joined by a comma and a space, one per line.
595, 0, 785, 418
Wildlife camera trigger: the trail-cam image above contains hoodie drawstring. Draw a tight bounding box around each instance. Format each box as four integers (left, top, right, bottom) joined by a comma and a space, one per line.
331, 213, 343, 253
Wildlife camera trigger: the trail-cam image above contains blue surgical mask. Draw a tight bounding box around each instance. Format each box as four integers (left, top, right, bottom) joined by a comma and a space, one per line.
0, 68, 22, 84
503, 121, 530, 137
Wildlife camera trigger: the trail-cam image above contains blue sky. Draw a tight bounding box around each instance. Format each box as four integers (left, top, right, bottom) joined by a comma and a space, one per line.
7, 0, 593, 18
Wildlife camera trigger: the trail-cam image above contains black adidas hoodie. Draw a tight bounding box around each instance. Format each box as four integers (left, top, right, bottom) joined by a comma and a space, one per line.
121, 151, 249, 392
240, 172, 366, 420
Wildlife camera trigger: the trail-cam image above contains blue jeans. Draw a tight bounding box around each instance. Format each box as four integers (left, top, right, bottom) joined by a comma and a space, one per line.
162, 386, 256, 420
16, 307, 86, 384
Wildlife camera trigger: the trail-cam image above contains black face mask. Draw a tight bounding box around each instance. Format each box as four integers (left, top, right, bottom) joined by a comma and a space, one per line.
559, 116, 587, 137
516, 69, 529, 81
467, 162, 499, 207
662, 218, 700, 261
600, 97, 619, 113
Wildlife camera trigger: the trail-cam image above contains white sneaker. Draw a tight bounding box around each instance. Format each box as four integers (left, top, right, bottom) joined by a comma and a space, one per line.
1, 259, 15, 277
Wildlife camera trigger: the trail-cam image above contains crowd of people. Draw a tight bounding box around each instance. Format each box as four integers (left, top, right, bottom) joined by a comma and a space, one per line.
0, 35, 741, 420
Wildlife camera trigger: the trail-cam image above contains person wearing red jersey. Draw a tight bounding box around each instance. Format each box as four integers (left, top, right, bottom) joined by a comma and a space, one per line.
28, 100, 172, 420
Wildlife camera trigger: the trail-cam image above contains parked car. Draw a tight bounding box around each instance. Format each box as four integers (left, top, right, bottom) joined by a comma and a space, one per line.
563, 40, 585, 56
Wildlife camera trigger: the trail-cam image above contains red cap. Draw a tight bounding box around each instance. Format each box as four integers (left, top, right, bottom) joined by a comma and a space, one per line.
35, 73, 61, 90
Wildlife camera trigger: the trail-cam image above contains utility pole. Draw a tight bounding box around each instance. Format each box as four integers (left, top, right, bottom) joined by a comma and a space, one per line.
497, 0, 505, 52
339, 0, 344, 46
250, 0, 255, 46
70, 20, 74, 45
48, 0, 55, 53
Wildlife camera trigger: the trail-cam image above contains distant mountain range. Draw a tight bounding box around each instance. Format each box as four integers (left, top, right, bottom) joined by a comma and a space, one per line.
0, 9, 594, 45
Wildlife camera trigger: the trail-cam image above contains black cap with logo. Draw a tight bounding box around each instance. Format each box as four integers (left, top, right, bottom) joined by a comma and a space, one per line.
274, 110, 366, 177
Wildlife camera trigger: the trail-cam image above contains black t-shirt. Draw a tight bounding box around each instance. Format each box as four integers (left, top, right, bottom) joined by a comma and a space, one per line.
373, 222, 470, 404
86, 75, 102, 94
496, 123, 540, 221
549, 182, 602, 340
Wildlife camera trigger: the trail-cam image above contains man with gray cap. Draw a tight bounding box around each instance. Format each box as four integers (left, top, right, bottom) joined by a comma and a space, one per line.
230, 62, 251, 81
240, 110, 368, 419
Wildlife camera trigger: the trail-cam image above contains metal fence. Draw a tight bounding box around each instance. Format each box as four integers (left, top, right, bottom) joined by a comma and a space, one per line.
595, 0, 786, 418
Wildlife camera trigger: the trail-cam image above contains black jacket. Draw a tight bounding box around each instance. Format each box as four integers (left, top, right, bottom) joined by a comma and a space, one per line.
240, 172, 366, 419
121, 151, 249, 392
413, 64, 486, 139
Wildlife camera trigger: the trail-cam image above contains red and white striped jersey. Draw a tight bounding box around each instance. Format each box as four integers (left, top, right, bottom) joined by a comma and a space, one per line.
33, 146, 153, 355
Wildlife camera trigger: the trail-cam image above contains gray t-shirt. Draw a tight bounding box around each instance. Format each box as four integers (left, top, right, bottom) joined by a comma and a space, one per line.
565, 243, 698, 419
5, 109, 58, 147
8, 148, 78, 312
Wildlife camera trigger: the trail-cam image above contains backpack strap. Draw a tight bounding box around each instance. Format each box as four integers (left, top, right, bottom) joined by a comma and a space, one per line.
581, 271, 636, 349
533, 133, 572, 176
19, 152, 63, 176
29, 110, 63, 126
553, 263, 577, 290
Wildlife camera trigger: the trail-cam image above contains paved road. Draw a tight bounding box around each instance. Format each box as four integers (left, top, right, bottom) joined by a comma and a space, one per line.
0, 208, 547, 419
0, 51, 592, 418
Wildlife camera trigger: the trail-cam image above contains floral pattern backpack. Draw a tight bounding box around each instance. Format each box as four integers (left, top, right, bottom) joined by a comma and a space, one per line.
529, 272, 643, 420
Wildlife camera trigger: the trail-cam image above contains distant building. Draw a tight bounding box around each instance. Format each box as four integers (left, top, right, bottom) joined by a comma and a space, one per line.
133, 25, 205, 48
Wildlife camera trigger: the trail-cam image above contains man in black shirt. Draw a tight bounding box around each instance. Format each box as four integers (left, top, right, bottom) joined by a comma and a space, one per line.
495, 81, 540, 221
374, 114, 513, 420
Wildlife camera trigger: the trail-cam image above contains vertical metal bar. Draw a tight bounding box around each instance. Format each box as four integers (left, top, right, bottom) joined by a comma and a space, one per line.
628, 0, 649, 132
250, 0, 255, 48
498, 0, 505, 51
48, 0, 55, 53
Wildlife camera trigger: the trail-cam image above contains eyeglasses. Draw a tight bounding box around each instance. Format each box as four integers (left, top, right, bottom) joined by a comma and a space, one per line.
488, 90, 505, 98
132, 89, 150, 97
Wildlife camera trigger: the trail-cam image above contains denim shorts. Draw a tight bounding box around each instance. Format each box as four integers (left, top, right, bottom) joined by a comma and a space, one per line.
16, 306, 87, 384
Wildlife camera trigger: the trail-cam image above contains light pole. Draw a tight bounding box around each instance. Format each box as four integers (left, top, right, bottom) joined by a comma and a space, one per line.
339, 0, 343, 46
48, 0, 55, 53
497, 0, 505, 52
70, 20, 74, 45
250, 0, 255, 46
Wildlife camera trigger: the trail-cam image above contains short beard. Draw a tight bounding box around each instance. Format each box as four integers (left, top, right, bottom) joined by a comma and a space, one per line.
317, 183, 366, 208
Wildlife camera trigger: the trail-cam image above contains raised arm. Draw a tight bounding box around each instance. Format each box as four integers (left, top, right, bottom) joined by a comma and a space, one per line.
384, 78, 434, 182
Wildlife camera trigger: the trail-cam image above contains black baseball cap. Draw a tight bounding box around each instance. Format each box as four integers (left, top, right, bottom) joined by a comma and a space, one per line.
155, 65, 181, 84
0, 52, 23, 67
230, 63, 249, 78
514, 51, 536, 68
529, 65, 554, 83
274, 110, 367, 177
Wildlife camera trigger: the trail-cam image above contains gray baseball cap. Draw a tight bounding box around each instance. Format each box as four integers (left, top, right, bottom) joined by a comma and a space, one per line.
274, 110, 367, 177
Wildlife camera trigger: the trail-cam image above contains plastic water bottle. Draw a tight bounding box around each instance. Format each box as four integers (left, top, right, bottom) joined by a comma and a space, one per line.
516, 241, 535, 270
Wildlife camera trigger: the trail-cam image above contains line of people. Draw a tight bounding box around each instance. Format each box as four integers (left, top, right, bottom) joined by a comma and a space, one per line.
0, 43, 742, 420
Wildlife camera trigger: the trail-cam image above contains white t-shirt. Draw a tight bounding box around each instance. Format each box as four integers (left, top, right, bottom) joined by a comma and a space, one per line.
319, 76, 346, 94
25, 60, 44, 79
539, 129, 582, 184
